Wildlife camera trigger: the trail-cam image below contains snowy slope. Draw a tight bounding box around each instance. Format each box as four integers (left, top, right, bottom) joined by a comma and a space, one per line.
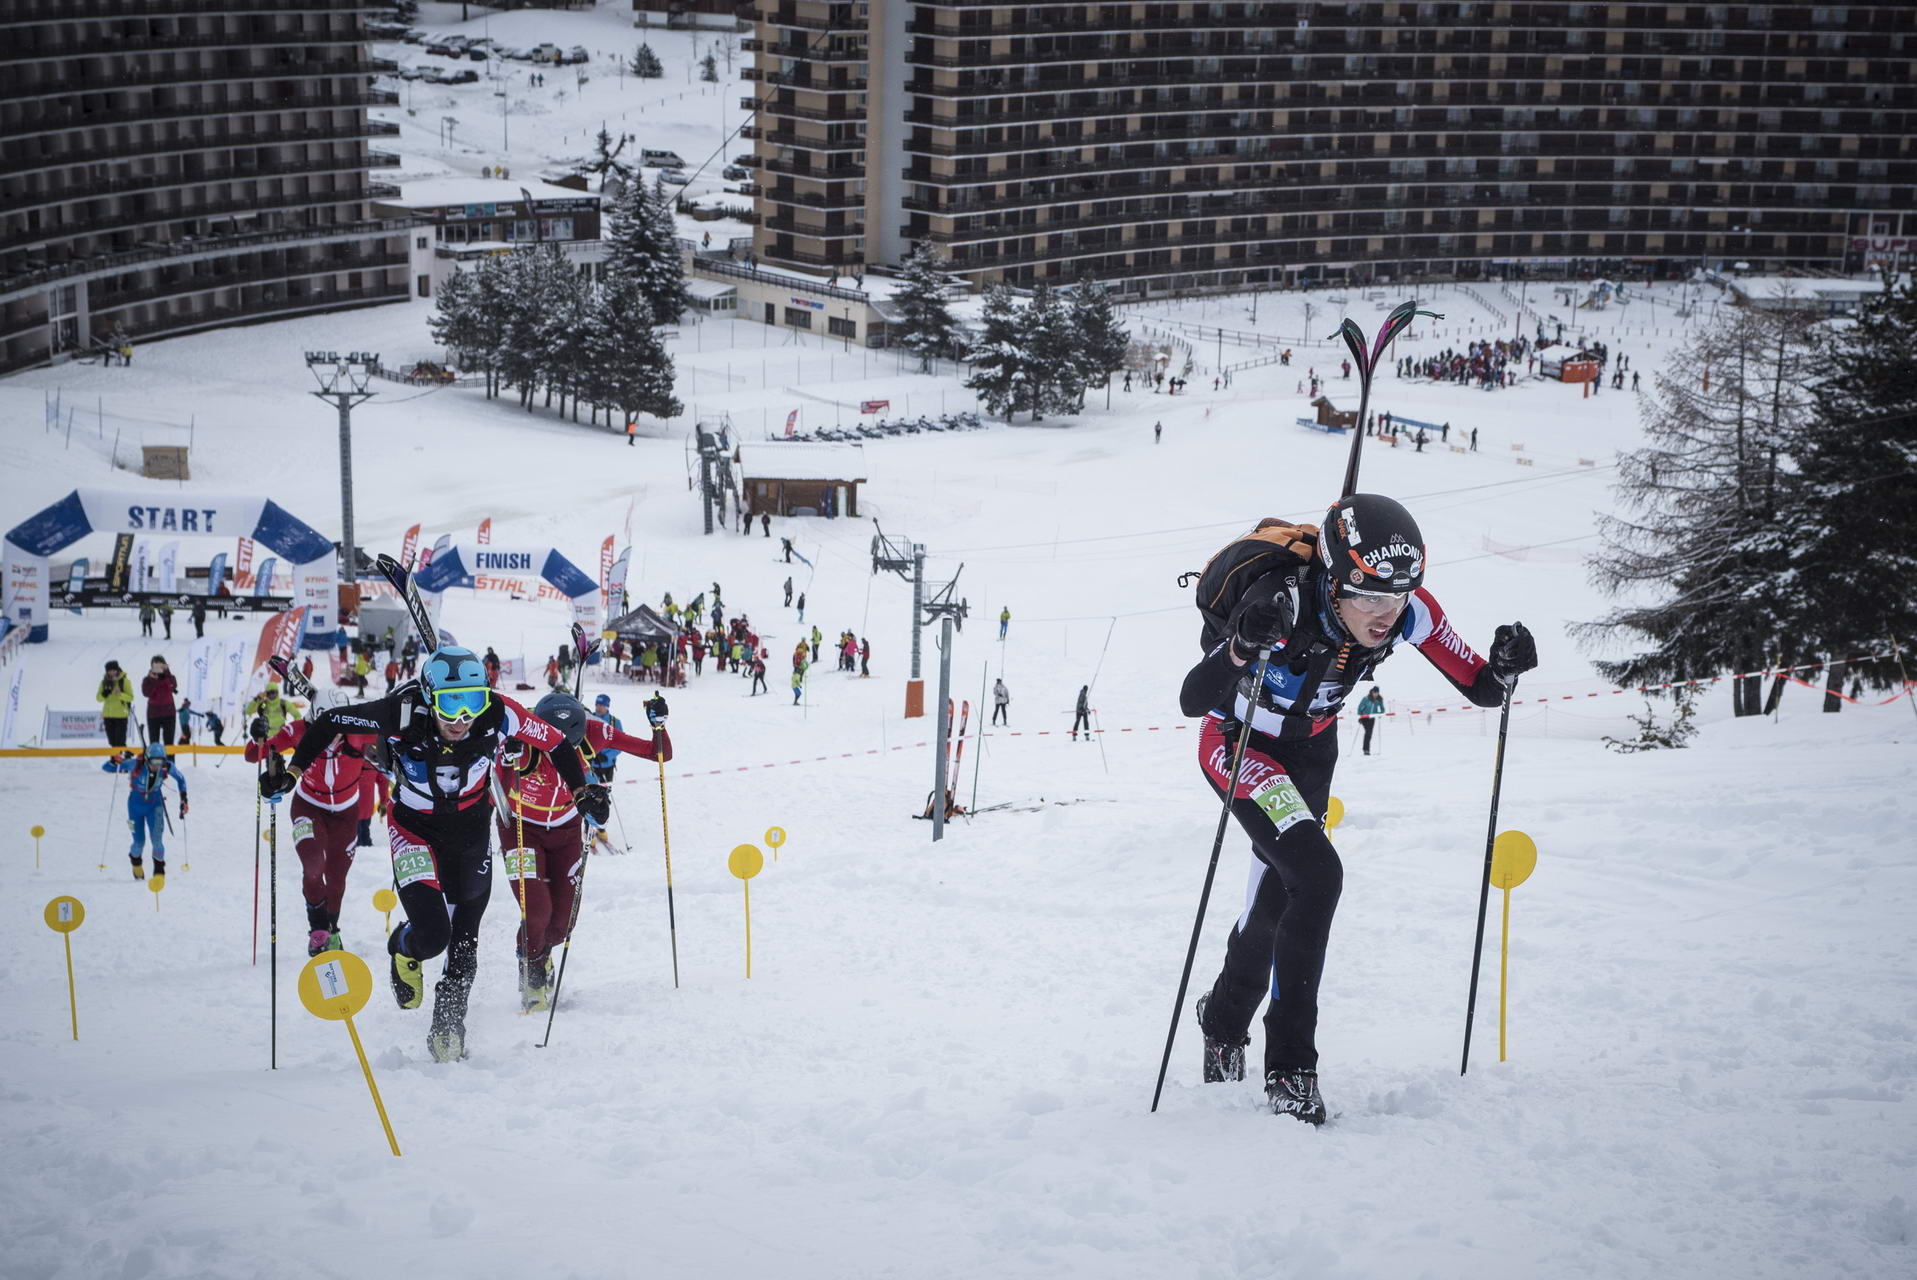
2, 28, 1911, 1272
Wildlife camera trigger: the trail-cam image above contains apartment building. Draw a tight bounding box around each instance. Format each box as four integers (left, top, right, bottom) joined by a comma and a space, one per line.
0, 0, 411, 373
742, 1, 1916, 296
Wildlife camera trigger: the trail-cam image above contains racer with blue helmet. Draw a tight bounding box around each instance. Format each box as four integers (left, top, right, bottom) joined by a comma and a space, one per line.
274, 645, 608, 1063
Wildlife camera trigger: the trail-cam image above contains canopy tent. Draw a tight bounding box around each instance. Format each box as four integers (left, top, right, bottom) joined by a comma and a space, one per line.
607, 604, 680, 643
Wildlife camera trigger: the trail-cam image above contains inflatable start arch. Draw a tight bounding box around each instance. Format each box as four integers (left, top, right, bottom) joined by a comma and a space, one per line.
4, 489, 339, 646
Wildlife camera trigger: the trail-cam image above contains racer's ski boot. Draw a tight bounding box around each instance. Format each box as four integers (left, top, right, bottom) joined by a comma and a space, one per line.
1266, 1068, 1327, 1126
1196, 994, 1247, 1083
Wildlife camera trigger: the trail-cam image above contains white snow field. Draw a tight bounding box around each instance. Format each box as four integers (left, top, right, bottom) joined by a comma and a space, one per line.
3, 5, 1913, 1274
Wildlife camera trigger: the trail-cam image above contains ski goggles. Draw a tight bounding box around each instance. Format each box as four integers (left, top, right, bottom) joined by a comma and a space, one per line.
1337, 589, 1411, 617
430, 686, 490, 721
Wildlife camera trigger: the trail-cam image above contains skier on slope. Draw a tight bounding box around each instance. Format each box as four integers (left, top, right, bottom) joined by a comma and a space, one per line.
267, 647, 608, 1063
245, 703, 382, 956
494, 691, 671, 1011
102, 742, 188, 884
1178, 494, 1536, 1124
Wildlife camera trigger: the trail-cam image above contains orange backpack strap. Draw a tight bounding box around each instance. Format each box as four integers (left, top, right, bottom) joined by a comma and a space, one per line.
1195, 521, 1319, 614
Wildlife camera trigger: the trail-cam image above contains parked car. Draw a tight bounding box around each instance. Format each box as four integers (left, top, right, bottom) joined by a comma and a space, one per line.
396, 66, 423, 80
419, 66, 448, 83
722, 165, 749, 181
563, 45, 590, 64
641, 148, 686, 169
497, 45, 532, 61
658, 168, 691, 186
425, 42, 460, 57
444, 68, 479, 84
466, 47, 488, 61
529, 42, 561, 63
400, 29, 427, 44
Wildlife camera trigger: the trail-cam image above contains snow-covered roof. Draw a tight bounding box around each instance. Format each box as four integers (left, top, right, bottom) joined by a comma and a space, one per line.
685, 278, 736, 300
384, 177, 599, 209
735, 443, 867, 482
1727, 275, 1886, 303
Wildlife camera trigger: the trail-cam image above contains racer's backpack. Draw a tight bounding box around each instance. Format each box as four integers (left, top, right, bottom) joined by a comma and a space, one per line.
1182, 519, 1319, 652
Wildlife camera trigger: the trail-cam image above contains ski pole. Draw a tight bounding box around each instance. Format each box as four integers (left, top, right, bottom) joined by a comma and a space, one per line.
1460, 682, 1516, 1076
537, 838, 593, 1049
1150, 645, 1273, 1113
100, 756, 125, 872
252, 759, 262, 965
267, 754, 281, 1071
505, 770, 535, 1011
655, 740, 680, 989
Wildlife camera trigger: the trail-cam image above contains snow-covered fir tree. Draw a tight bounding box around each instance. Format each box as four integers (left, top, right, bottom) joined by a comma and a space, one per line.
1781, 273, 1917, 695
1067, 279, 1131, 408
588, 270, 682, 428
602, 175, 689, 325
629, 42, 663, 78
1576, 303, 1821, 711
893, 241, 959, 373
965, 284, 1027, 421
700, 51, 719, 83
1020, 281, 1079, 421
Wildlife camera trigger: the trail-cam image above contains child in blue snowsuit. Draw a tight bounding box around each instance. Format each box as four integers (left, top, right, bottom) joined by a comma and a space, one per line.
103, 743, 188, 881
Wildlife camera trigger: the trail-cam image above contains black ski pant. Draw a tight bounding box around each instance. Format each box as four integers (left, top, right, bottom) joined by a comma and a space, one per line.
1359, 717, 1376, 753
387, 806, 493, 1027
992, 703, 1007, 725
1195, 714, 1342, 1074
1071, 710, 1090, 738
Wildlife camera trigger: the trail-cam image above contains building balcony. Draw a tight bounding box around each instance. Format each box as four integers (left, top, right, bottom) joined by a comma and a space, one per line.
756, 7, 866, 35
4, 119, 399, 182
1, 183, 399, 256
5, 92, 399, 144
761, 156, 864, 182
741, 38, 865, 64
2, 59, 397, 106
758, 242, 865, 269
1, 152, 399, 219
760, 184, 864, 211
0, 217, 412, 306
88, 251, 411, 314
91, 281, 411, 348
0, 27, 366, 66
741, 67, 866, 92
760, 214, 861, 239
748, 128, 867, 152
0, 0, 374, 27
751, 96, 866, 124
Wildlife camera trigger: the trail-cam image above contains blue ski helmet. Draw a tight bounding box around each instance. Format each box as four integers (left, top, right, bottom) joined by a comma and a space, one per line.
533, 691, 589, 747
421, 646, 490, 721
145, 741, 169, 762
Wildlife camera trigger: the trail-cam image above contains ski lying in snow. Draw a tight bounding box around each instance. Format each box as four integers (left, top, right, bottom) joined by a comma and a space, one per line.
266, 654, 316, 702
374, 553, 438, 650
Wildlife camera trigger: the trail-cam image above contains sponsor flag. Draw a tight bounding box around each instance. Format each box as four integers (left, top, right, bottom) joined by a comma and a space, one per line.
220, 634, 246, 722
421, 533, 450, 569
400, 523, 421, 569
64, 558, 88, 614
250, 607, 308, 691
477, 518, 492, 545
606, 548, 631, 617
253, 557, 278, 598
599, 536, 615, 610
0, 665, 21, 748
206, 551, 227, 597
785, 409, 799, 437
107, 534, 134, 592
131, 539, 150, 593
861, 399, 889, 414
158, 540, 180, 594
235, 536, 255, 590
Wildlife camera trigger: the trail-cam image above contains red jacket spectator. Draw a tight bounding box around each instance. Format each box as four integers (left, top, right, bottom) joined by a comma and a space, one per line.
141, 664, 178, 716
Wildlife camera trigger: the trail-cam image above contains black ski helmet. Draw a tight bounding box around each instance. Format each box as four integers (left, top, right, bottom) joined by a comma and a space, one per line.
1319, 493, 1426, 595
533, 691, 589, 747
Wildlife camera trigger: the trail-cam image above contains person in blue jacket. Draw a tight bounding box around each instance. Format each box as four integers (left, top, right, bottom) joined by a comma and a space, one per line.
102, 741, 188, 884
587, 694, 624, 784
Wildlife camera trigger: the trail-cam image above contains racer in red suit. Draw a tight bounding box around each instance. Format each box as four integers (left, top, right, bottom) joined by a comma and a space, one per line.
495, 691, 672, 1010
246, 714, 381, 956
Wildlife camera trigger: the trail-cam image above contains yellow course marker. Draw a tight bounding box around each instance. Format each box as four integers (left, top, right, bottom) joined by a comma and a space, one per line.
728, 843, 765, 978
1488, 830, 1539, 1063
764, 825, 786, 862
372, 888, 398, 935
1323, 797, 1344, 831
31, 824, 46, 869
43, 896, 85, 1041
297, 951, 401, 1157
149, 873, 164, 912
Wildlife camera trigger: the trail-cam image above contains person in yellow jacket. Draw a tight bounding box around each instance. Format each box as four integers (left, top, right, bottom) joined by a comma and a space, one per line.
97, 659, 136, 747
245, 684, 304, 737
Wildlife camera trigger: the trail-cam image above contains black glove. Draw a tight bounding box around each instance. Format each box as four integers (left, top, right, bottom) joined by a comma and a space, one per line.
1228, 581, 1296, 661
644, 694, 669, 728
249, 715, 269, 743
258, 766, 296, 802
575, 782, 611, 825
1489, 622, 1538, 685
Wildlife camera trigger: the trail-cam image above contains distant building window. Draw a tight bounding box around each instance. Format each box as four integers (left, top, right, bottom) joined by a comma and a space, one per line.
827, 316, 856, 338
417, 274, 431, 298
416, 236, 428, 250
784, 307, 814, 329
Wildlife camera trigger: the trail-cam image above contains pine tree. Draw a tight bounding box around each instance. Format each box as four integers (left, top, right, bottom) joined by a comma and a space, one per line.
570, 124, 633, 192
965, 284, 1027, 422
1574, 305, 1819, 708
602, 175, 689, 326
630, 42, 663, 78
894, 241, 959, 373
589, 270, 681, 429
700, 51, 719, 83
427, 264, 482, 375
1068, 278, 1130, 409
1779, 274, 1917, 694
1020, 281, 1078, 420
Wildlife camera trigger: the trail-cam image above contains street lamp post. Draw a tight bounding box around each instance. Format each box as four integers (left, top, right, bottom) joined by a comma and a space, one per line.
305, 351, 378, 616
